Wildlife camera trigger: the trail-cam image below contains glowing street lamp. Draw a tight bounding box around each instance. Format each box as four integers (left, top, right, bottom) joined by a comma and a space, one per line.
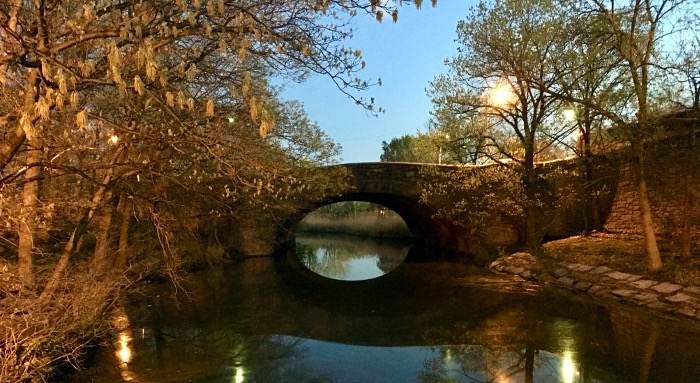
563, 108, 576, 121
489, 81, 516, 108
563, 107, 584, 153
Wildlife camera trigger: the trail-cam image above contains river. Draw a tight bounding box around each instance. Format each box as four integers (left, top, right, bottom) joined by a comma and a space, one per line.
72, 233, 700, 382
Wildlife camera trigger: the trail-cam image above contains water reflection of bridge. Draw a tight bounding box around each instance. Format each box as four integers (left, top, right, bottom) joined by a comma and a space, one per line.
112, 258, 700, 383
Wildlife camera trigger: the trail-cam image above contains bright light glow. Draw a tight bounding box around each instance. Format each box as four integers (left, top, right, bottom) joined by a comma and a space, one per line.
112, 313, 136, 381
489, 82, 515, 107
110, 135, 119, 144
444, 348, 453, 362
117, 333, 132, 364
572, 130, 583, 142
228, 117, 235, 123
495, 369, 512, 383
563, 108, 576, 121
562, 351, 576, 383
234, 367, 245, 383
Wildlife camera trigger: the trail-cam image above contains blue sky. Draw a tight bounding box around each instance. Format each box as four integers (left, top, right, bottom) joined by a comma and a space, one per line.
280, 1, 476, 164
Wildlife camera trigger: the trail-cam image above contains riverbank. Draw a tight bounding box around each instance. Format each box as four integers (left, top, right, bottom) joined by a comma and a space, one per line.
297, 211, 411, 238
490, 233, 700, 321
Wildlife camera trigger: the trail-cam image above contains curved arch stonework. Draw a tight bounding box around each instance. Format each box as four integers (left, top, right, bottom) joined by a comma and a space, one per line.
237, 162, 472, 259
283, 163, 470, 259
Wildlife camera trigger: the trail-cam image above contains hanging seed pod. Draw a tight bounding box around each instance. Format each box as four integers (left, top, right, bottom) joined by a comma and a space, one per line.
206, 99, 214, 116
166, 92, 174, 107
133, 75, 145, 95
76, 108, 89, 129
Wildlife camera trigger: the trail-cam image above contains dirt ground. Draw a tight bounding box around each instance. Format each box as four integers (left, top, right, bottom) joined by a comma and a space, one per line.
541, 233, 700, 286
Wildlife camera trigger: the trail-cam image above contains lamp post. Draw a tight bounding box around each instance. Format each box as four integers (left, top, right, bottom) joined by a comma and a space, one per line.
438, 133, 449, 164
563, 107, 583, 155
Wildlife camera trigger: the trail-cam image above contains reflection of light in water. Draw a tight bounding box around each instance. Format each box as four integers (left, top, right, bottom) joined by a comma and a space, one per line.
562, 350, 576, 383
113, 312, 136, 381
444, 348, 453, 362
117, 333, 132, 363
234, 367, 245, 383
441, 348, 462, 381
495, 369, 512, 383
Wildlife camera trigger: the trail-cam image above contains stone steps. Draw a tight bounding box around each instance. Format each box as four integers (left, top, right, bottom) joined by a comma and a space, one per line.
490, 252, 700, 320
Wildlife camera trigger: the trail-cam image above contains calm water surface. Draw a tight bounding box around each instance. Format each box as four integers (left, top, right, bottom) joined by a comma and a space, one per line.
74, 235, 700, 383
295, 234, 410, 280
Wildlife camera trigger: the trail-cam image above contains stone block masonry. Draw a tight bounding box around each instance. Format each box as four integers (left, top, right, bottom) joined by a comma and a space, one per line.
603, 132, 700, 244
490, 252, 700, 321
234, 128, 699, 257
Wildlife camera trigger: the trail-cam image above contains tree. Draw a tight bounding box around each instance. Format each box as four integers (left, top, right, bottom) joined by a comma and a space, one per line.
551, 12, 631, 232
550, 0, 697, 269
380, 134, 437, 162
429, 0, 572, 249
427, 114, 490, 165
659, 27, 699, 257
0, 0, 427, 289
0, 2, 435, 379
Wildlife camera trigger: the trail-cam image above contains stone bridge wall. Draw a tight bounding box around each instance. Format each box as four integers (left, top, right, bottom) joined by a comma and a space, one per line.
329, 162, 457, 199
232, 131, 700, 257
603, 133, 700, 243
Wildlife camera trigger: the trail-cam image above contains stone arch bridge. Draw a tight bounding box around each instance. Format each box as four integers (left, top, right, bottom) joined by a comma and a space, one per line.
236, 162, 504, 259
234, 132, 700, 261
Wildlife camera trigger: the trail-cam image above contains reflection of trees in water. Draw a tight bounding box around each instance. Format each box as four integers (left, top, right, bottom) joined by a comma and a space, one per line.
296, 234, 409, 279
376, 251, 405, 273
122, 327, 333, 382
418, 345, 554, 383
297, 242, 349, 279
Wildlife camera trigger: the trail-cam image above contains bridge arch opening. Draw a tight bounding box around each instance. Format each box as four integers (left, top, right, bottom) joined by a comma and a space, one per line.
296, 201, 411, 239
293, 201, 411, 281
282, 192, 465, 267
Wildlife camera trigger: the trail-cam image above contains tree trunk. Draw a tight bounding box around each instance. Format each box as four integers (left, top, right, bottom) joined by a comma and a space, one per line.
17, 141, 41, 288
524, 344, 535, 383
523, 145, 539, 251
639, 323, 660, 383
16, 70, 41, 288
582, 118, 601, 232
115, 194, 133, 269
93, 193, 115, 270
38, 222, 83, 303
630, 141, 662, 270
0, 0, 28, 172
0, 123, 25, 174
680, 128, 697, 257
39, 147, 124, 300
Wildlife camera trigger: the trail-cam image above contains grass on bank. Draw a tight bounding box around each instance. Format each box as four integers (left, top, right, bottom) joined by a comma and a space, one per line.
297, 211, 411, 238
541, 233, 700, 286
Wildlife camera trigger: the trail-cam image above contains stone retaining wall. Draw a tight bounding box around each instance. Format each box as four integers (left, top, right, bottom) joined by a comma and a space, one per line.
490, 252, 700, 321
603, 132, 700, 243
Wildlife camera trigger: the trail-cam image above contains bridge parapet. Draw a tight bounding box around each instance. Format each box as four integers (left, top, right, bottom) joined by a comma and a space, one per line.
337, 162, 460, 198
